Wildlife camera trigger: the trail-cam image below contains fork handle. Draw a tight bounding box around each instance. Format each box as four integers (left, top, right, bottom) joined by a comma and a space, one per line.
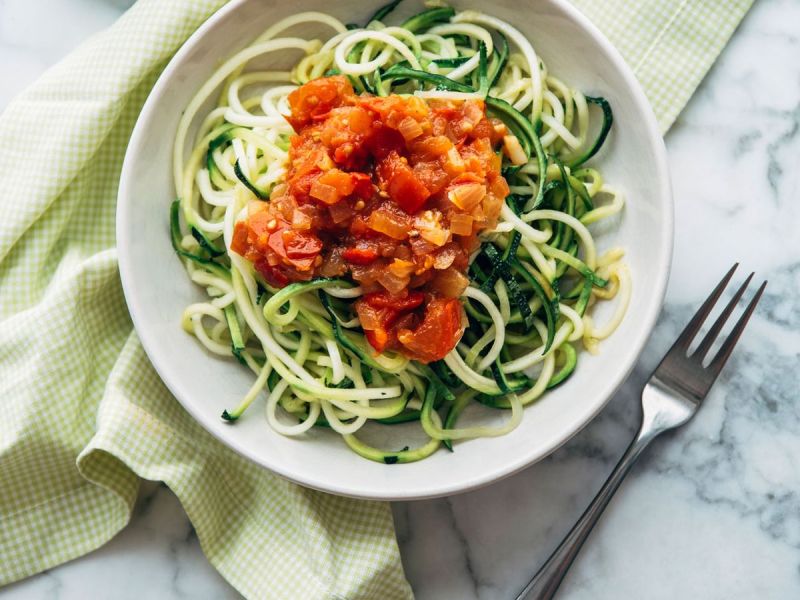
515, 421, 660, 600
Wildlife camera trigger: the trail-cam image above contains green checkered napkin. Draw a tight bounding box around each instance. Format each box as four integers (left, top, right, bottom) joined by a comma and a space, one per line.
571, 0, 754, 132
0, 0, 751, 597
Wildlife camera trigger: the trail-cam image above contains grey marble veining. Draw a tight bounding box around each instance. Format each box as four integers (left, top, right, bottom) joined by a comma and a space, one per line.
2, 0, 799, 598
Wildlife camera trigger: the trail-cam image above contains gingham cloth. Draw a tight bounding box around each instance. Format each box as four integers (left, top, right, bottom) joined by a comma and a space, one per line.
0, 0, 752, 597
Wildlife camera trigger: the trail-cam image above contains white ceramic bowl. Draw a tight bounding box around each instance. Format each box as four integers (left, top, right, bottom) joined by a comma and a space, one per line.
117, 0, 672, 500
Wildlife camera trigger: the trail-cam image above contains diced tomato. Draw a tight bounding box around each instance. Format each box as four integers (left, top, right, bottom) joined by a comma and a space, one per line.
365, 329, 391, 353
286, 76, 354, 130
247, 210, 274, 239
365, 125, 405, 161
318, 108, 374, 170
393, 311, 419, 334
347, 106, 373, 134
360, 95, 411, 123
349, 215, 372, 236
283, 230, 322, 259
388, 172, 430, 213
332, 144, 352, 166
488, 173, 510, 199
291, 257, 316, 271
377, 151, 430, 214
356, 300, 401, 353
413, 160, 450, 196
356, 291, 426, 354
232, 77, 509, 362
318, 169, 356, 196
289, 170, 323, 204
470, 118, 495, 141
254, 259, 289, 288
343, 246, 379, 265
351, 172, 374, 199
364, 290, 424, 311
267, 229, 287, 258
230, 221, 250, 256
397, 298, 464, 363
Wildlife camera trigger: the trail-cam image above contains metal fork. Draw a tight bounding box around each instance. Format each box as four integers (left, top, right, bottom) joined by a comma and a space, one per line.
516, 264, 767, 600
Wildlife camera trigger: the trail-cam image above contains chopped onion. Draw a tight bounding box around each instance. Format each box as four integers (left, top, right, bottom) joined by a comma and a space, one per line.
328, 200, 353, 224
273, 194, 296, 220
315, 151, 334, 171
449, 213, 473, 236
398, 117, 424, 141
415, 210, 449, 247
464, 100, 484, 125
389, 258, 416, 278
409, 235, 436, 255
489, 174, 510, 198
482, 192, 503, 226
503, 135, 527, 166
310, 180, 339, 204
418, 229, 449, 248
356, 302, 383, 330
394, 244, 412, 261
491, 119, 508, 137
433, 245, 458, 270
368, 207, 410, 240
413, 135, 452, 159
292, 208, 312, 230
448, 183, 486, 210
320, 249, 346, 277
377, 269, 410, 295
430, 268, 469, 297
247, 200, 268, 216
443, 146, 465, 176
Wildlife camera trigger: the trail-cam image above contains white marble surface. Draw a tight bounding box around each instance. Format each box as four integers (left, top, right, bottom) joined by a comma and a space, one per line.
2, 0, 799, 598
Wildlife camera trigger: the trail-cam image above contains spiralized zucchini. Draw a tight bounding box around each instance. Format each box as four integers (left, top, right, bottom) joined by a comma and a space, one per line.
171, 1, 630, 464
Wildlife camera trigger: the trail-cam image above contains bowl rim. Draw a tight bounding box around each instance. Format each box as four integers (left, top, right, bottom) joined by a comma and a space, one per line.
117, 0, 673, 500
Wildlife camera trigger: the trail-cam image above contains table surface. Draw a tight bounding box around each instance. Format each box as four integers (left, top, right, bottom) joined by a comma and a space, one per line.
2, 0, 799, 598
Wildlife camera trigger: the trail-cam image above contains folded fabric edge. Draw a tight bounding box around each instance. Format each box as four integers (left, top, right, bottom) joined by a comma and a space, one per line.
75, 394, 384, 600
634, 0, 756, 133
77, 326, 412, 599
0, 477, 136, 587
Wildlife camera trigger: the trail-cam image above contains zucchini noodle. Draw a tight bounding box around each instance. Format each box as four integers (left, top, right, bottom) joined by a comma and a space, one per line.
170, 1, 630, 464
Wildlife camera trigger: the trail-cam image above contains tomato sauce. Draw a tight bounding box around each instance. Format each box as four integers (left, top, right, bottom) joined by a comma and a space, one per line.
231, 76, 510, 362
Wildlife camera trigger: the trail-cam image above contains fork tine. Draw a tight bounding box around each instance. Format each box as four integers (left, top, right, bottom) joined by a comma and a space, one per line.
693, 272, 754, 359
707, 280, 767, 375
673, 263, 738, 352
